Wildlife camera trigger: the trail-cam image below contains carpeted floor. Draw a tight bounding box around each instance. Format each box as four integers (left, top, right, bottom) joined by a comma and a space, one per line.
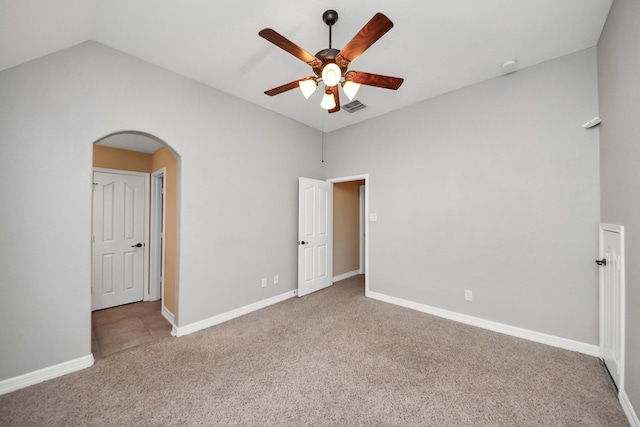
0, 275, 629, 426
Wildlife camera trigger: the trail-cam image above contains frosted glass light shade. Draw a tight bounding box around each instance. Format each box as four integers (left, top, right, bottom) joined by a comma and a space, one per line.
342, 80, 361, 100
321, 63, 341, 87
320, 91, 336, 110
299, 79, 317, 99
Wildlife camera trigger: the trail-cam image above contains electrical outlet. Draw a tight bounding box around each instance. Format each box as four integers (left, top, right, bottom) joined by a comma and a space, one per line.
261, 278, 267, 288
273, 275, 279, 284
464, 290, 473, 301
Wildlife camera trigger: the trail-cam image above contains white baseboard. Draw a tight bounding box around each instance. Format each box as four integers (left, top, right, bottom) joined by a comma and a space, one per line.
366, 291, 600, 357
333, 270, 360, 283
162, 305, 179, 336
161, 304, 175, 325
0, 354, 94, 396
173, 289, 298, 337
621, 390, 640, 427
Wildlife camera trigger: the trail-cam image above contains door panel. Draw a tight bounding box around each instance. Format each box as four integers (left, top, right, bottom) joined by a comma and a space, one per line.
298, 177, 333, 297
103, 183, 115, 240
599, 223, 625, 391
102, 254, 114, 294
92, 171, 146, 310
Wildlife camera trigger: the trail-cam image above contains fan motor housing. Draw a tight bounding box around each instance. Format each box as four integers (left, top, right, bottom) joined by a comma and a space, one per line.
313, 48, 347, 77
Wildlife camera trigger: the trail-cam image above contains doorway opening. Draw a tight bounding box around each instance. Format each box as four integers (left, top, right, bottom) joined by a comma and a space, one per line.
329, 175, 369, 296
91, 131, 179, 357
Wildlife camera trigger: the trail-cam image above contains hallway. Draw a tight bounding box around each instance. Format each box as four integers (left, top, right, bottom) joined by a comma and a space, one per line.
91, 301, 172, 359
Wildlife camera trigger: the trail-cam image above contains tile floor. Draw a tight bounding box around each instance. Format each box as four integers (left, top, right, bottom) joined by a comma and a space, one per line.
91, 300, 172, 359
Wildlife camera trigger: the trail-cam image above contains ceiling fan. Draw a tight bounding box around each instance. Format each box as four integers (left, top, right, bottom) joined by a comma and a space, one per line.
259, 10, 404, 113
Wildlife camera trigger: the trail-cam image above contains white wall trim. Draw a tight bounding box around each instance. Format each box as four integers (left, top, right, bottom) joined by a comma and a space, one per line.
172, 289, 297, 337
333, 270, 360, 283
359, 184, 365, 274
150, 168, 167, 303
162, 304, 175, 325
620, 390, 640, 427
366, 291, 599, 356
0, 354, 94, 396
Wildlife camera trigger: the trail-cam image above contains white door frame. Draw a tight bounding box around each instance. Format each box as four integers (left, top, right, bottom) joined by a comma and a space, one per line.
598, 223, 626, 392
92, 167, 150, 302
359, 184, 365, 274
328, 174, 370, 296
150, 168, 166, 303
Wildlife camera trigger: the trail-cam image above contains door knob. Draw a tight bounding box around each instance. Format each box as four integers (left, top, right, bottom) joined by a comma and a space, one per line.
595, 258, 607, 266
299, 241, 309, 245
132, 243, 143, 248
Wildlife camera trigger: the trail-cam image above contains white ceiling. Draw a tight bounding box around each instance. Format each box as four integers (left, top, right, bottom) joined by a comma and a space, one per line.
95, 133, 163, 154
1, 0, 613, 133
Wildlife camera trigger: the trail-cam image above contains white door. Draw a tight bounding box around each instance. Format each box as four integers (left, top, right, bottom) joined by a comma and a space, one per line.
92, 171, 147, 310
598, 223, 625, 391
298, 177, 333, 297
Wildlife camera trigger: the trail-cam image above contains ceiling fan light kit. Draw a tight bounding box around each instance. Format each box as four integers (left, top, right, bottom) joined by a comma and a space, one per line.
342, 80, 361, 101
321, 63, 342, 87
259, 10, 404, 113
321, 88, 337, 110
299, 78, 317, 99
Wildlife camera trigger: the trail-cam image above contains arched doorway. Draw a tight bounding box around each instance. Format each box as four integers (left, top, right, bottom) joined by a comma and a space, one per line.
91, 131, 179, 358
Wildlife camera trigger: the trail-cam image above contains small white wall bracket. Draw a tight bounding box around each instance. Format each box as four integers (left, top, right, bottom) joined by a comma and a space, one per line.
501, 60, 518, 74
583, 116, 602, 129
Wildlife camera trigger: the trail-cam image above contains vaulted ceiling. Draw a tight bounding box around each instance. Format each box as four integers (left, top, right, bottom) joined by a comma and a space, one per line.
1, 0, 612, 132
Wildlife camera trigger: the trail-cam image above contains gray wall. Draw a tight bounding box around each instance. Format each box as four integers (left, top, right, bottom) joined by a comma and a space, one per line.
324, 48, 601, 344
598, 0, 640, 414
0, 41, 321, 381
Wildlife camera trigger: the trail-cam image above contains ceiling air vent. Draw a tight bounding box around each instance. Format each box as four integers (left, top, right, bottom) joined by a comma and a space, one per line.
342, 100, 367, 113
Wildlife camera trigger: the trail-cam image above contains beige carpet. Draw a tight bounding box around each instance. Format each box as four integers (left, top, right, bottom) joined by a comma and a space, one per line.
0, 275, 629, 426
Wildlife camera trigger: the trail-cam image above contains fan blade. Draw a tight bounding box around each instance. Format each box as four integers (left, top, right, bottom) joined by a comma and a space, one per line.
329, 86, 340, 113
337, 13, 393, 65
259, 28, 321, 66
351, 71, 404, 90
264, 77, 313, 96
